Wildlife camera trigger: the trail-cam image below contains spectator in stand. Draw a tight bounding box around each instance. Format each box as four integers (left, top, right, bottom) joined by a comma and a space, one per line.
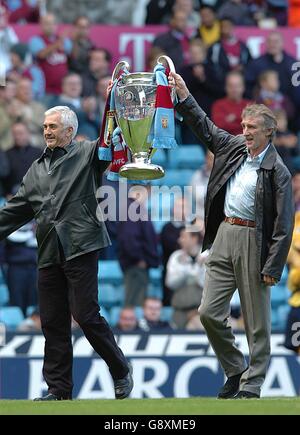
245, 31, 300, 129
81, 48, 112, 97
267, 0, 288, 26
49, 73, 83, 112
255, 70, 295, 120
117, 184, 160, 307
17, 308, 41, 332
0, 80, 17, 151
165, 0, 200, 29
77, 96, 100, 140
145, 0, 174, 24
273, 109, 299, 175
5, 122, 41, 196
211, 71, 252, 135
7, 43, 45, 100
160, 197, 187, 306
206, 17, 252, 95
288, 0, 300, 27
292, 171, 300, 212
152, 9, 191, 71
190, 150, 214, 220
180, 38, 220, 143
96, 75, 111, 122
0, 150, 10, 199
29, 13, 72, 98
114, 307, 141, 333
7, 77, 46, 147
146, 46, 167, 72
5, 221, 38, 317
0, 2, 18, 75
5, 0, 41, 23
166, 223, 208, 329
139, 298, 172, 332
68, 15, 94, 74
218, 0, 255, 25
196, 5, 220, 48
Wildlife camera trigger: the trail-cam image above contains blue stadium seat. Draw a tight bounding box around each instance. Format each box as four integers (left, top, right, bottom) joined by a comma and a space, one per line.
271, 284, 290, 308
98, 260, 123, 286
149, 268, 162, 286
0, 306, 24, 330
148, 284, 163, 300
271, 266, 290, 309
168, 145, 205, 169
293, 155, 300, 171
26, 305, 39, 316
98, 283, 124, 309
276, 304, 290, 331
0, 284, 9, 307
109, 306, 122, 327
161, 306, 174, 323
99, 306, 110, 323
271, 304, 290, 332
151, 149, 167, 167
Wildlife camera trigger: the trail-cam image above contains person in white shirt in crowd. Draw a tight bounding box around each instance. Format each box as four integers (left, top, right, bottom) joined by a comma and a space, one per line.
0, 2, 18, 78
166, 220, 209, 329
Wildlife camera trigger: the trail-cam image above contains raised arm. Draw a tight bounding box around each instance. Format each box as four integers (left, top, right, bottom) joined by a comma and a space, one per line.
168, 72, 235, 154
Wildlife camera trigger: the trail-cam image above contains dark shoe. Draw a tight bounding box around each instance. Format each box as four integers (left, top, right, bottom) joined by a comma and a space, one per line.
217, 369, 247, 399
234, 390, 260, 399
34, 393, 71, 401
114, 364, 133, 400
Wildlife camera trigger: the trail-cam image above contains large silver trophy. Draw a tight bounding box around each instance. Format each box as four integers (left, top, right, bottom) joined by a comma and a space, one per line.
112, 55, 176, 180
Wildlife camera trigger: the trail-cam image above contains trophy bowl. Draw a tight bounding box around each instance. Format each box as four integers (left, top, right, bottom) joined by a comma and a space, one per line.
112, 56, 176, 180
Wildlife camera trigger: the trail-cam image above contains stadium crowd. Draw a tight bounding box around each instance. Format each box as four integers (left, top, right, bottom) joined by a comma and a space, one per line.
0, 0, 299, 355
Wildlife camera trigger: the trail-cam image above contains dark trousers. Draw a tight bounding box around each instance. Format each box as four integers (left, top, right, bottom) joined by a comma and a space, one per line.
8, 264, 38, 317
38, 251, 128, 398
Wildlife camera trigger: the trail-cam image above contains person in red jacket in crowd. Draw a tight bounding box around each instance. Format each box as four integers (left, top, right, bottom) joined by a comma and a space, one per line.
29, 13, 72, 97
4, 0, 41, 23
211, 71, 252, 135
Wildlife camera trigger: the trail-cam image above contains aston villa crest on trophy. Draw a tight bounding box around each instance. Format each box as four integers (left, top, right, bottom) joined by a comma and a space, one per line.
100, 55, 178, 181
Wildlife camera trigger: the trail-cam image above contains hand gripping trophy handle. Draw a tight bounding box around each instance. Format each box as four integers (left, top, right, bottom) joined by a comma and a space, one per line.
112, 60, 130, 81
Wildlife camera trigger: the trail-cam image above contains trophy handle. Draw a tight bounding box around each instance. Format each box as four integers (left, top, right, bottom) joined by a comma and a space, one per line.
112, 60, 130, 81
157, 55, 176, 74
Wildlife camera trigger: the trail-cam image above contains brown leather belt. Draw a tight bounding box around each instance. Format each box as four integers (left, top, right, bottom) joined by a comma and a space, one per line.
225, 216, 255, 228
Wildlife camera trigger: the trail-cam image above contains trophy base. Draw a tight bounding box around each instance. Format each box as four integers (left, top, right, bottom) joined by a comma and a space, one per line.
119, 163, 165, 180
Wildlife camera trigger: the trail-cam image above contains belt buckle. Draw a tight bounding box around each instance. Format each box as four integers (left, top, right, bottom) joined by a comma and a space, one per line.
228, 217, 235, 225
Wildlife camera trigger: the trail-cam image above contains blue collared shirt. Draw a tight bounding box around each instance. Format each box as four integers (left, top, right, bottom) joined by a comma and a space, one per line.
224, 145, 270, 221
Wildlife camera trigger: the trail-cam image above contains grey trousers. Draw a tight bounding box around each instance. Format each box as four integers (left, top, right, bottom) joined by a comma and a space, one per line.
124, 266, 149, 306
199, 221, 271, 396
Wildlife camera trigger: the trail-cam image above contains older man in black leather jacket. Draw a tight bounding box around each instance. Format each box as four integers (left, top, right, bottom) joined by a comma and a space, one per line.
0, 106, 133, 401
170, 72, 294, 399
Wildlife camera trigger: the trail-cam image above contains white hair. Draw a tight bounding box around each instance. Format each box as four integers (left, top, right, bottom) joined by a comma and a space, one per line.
45, 106, 78, 139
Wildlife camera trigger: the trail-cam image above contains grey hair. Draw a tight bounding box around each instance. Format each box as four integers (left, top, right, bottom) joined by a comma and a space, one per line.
44, 106, 78, 139
241, 104, 277, 140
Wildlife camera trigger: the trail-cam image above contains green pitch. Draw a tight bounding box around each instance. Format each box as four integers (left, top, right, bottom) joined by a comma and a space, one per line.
0, 398, 300, 415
